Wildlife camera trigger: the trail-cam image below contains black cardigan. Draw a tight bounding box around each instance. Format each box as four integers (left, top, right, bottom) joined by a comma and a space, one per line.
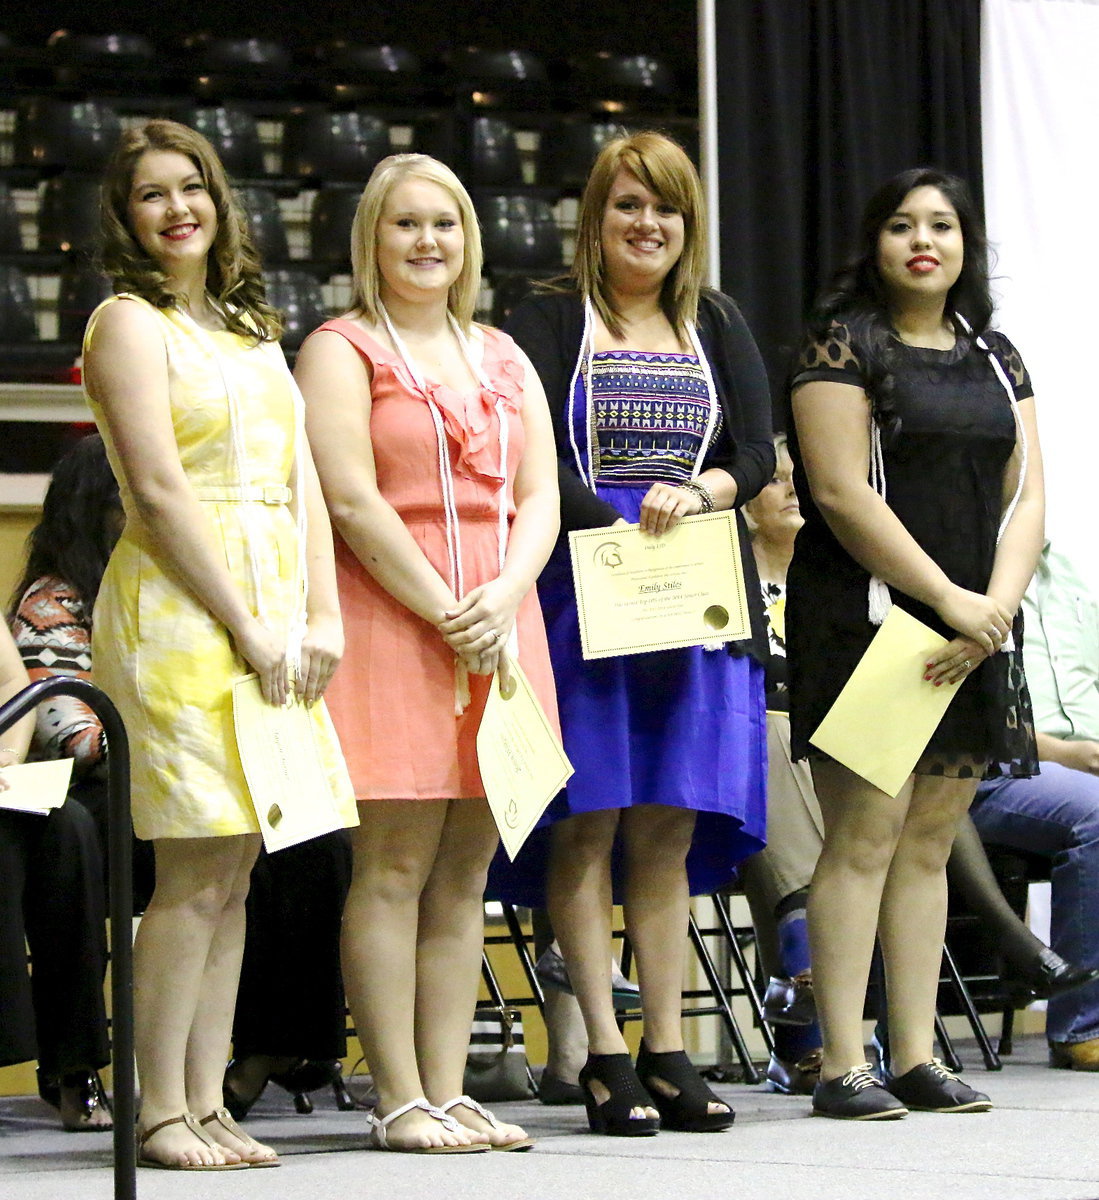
504, 287, 775, 663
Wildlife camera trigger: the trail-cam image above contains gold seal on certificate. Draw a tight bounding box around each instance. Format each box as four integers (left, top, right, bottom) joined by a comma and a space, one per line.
568, 510, 750, 660
476, 656, 573, 861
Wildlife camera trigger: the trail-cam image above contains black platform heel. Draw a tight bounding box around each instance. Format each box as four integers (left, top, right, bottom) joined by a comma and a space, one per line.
635, 1041, 735, 1132
578, 1053, 660, 1136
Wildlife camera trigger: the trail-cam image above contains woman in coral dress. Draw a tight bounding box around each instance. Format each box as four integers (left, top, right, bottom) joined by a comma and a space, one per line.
296, 154, 559, 1153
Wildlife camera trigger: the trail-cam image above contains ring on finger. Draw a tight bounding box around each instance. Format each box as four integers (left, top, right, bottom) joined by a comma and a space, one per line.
962, 659, 971, 670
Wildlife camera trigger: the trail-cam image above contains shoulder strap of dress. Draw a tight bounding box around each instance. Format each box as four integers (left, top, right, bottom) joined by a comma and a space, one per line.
82, 292, 159, 356
311, 318, 391, 365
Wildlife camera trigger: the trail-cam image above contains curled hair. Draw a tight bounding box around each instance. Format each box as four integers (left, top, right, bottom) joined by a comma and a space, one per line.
808, 168, 993, 433
572, 131, 707, 341
348, 154, 482, 332
99, 119, 281, 343
9, 434, 121, 619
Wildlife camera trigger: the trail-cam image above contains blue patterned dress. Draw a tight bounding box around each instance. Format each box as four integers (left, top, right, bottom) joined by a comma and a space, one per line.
489, 350, 767, 903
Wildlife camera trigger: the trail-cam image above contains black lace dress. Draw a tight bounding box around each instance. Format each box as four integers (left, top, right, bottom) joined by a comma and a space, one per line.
785, 321, 1038, 779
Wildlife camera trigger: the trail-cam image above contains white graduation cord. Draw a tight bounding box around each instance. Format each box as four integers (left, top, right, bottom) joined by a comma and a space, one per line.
186, 305, 309, 674
866, 314, 1028, 654
381, 307, 514, 712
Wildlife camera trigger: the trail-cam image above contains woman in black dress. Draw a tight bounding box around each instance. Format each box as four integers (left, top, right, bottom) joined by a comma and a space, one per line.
786, 169, 1044, 1118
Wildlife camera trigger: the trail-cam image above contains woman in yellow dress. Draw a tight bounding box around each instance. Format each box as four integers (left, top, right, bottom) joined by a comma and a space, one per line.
84, 119, 356, 1169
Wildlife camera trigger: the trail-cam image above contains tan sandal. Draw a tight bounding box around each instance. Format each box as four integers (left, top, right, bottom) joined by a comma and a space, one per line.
137, 1113, 249, 1170
199, 1106, 281, 1167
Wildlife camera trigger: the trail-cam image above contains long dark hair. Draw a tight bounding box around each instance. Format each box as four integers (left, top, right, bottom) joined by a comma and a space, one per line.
10, 433, 121, 618
808, 168, 993, 432
99, 119, 281, 343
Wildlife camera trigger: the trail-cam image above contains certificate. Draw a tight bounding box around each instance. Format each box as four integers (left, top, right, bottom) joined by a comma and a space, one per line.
809, 606, 960, 798
568, 510, 750, 660
0, 758, 74, 815
232, 675, 356, 853
476, 656, 573, 861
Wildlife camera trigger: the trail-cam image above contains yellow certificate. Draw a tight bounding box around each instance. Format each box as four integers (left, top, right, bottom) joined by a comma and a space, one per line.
568, 510, 750, 660
476, 656, 573, 861
809, 606, 960, 797
232, 675, 357, 853
0, 758, 74, 814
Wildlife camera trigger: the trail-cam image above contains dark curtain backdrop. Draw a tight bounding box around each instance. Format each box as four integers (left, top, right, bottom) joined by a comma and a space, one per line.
715, 0, 983, 413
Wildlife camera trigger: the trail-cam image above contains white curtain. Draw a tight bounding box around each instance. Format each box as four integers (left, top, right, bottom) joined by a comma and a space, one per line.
982, 0, 1099, 590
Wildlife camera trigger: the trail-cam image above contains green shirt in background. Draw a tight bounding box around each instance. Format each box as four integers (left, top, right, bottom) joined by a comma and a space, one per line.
1022, 543, 1099, 742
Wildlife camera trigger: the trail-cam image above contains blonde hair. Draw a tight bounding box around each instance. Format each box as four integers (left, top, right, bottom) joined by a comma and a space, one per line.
99, 119, 280, 343
744, 435, 791, 538
572, 131, 706, 341
348, 154, 482, 332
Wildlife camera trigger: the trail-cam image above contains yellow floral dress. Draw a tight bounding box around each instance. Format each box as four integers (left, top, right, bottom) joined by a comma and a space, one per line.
84, 294, 357, 840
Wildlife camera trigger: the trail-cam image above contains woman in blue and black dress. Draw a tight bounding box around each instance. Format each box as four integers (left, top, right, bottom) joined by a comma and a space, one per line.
494, 132, 774, 1136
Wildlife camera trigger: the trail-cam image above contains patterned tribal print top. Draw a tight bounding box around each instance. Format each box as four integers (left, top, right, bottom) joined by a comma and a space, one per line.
588, 351, 722, 487
11, 575, 105, 772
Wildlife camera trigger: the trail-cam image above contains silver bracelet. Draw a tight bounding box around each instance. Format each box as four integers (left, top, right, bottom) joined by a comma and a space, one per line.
678, 480, 715, 514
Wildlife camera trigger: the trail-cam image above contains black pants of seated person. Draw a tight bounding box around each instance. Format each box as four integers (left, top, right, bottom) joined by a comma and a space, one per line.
232, 829, 353, 1063
0, 802, 109, 1075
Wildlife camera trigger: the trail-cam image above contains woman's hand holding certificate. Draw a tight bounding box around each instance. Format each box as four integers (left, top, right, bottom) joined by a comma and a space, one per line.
568, 511, 750, 660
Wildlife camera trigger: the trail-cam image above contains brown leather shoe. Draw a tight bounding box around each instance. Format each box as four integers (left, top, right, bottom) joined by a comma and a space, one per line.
1049, 1038, 1099, 1071
762, 971, 816, 1026
765, 1048, 822, 1095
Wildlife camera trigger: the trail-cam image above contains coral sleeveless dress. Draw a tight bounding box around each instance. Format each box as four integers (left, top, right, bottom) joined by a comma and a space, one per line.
84, 295, 357, 840
312, 319, 558, 801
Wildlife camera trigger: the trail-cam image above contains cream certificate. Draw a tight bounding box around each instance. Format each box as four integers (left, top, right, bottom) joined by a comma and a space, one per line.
568, 511, 750, 660
232, 675, 354, 853
0, 758, 74, 814
476, 656, 573, 861
809, 606, 959, 798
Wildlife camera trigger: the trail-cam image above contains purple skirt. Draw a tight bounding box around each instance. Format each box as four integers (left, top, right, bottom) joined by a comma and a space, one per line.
487, 484, 767, 906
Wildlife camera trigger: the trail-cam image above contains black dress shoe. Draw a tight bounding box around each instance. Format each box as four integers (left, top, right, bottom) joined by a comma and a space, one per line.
811, 1064, 907, 1120
765, 1048, 822, 1095
887, 1060, 992, 1113
762, 971, 816, 1025
1007, 948, 1099, 1001
538, 1069, 585, 1105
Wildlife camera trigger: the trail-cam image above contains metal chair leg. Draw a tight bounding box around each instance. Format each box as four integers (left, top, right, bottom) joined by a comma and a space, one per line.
941, 941, 1003, 1071
688, 912, 760, 1084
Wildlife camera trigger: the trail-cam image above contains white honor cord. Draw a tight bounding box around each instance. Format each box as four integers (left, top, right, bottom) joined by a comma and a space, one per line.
189, 308, 308, 669
574, 298, 720, 487
866, 315, 1028, 644
380, 308, 516, 700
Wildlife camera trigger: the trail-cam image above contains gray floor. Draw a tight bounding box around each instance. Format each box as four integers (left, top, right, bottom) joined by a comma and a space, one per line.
2, 1038, 1098, 1200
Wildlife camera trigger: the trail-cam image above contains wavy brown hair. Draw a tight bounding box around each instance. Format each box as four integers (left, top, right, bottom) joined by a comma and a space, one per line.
572, 131, 707, 342
99, 119, 281, 342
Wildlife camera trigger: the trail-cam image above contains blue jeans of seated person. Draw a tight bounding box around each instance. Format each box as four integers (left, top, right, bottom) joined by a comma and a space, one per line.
972, 762, 1099, 1045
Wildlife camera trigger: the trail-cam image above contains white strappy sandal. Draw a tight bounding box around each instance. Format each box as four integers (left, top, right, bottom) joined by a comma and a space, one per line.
366, 1097, 489, 1153
441, 1094, 536, 1151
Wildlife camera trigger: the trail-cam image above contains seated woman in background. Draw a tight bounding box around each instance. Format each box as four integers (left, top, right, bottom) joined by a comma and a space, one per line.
4, 433, 123, 1130
0, 597, 110, 1131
